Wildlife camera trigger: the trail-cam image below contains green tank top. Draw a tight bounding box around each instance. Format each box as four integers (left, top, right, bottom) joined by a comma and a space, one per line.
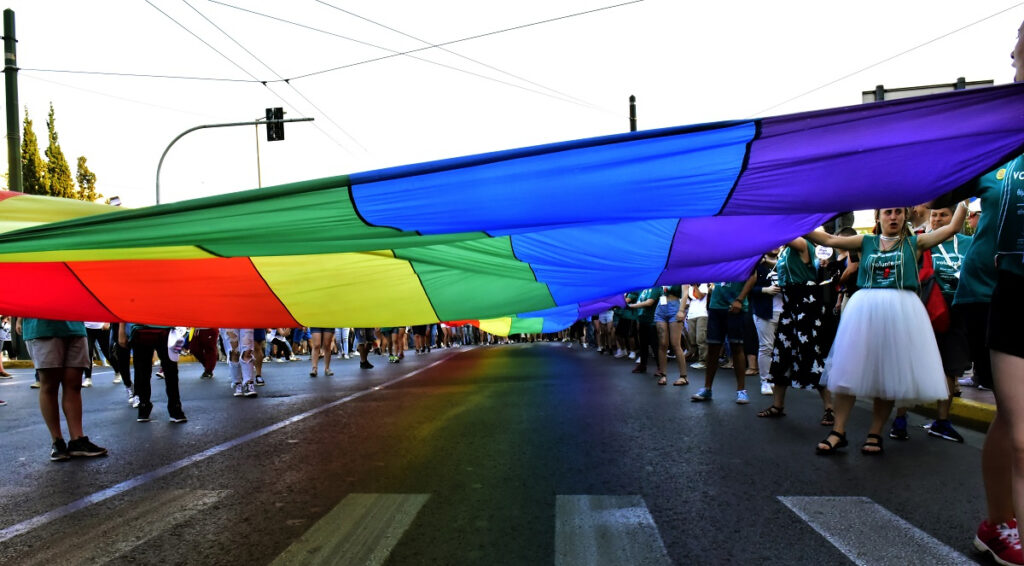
857, 235, 919, 291
777, 238, 816, 287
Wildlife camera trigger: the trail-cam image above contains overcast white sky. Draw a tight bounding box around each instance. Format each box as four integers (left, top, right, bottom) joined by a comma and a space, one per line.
2, 0, 1023, 210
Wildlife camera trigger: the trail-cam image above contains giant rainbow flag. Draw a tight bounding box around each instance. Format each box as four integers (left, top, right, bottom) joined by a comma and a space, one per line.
1, 84, 1023, 333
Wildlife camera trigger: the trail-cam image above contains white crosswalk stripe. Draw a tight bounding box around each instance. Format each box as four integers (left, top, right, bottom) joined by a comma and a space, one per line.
16, 489, 229, 566
271, 493, 430, 566
779, 496, 974, 566
555, 495, 672, 566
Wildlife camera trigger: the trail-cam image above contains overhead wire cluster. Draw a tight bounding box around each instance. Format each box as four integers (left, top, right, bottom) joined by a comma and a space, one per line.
21, 0, 638, 154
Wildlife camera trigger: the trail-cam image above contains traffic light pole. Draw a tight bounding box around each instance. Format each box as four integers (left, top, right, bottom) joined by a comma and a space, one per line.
155, 116, 313, 204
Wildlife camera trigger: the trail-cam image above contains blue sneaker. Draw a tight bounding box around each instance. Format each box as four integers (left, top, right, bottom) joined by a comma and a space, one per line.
691, 388, 712, 402
735, 390, 750, 404
927, 419, 964, 443
889, 415, 909, 440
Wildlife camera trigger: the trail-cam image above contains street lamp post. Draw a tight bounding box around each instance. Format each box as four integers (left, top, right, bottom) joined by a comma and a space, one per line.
155, 116, 313, 204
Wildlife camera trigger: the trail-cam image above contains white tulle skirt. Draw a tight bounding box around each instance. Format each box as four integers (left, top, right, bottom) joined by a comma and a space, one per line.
823, 288, 949, 404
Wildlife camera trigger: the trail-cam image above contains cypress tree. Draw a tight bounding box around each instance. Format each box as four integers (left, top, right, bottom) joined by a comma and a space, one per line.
75, 156, 100, 202
20, 108, 47, 195
45, 103, 74, 199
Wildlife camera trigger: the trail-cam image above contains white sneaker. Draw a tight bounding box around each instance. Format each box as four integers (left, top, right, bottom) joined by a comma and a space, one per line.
583, 343, 589, 349
113, 374, 122, 384
614, 349, 625, 358
130, 395, 140, 408
82, 377, 93, 388
343, 354, 350, 360
232, 382, 244, 397
262, 356, 272, 362
628, 352, 636, 360
760, 382, 774, 396
690, 361, 706, 369
243, 381, 258, 397
126, 388, 135, 404
274, 357, 286, 363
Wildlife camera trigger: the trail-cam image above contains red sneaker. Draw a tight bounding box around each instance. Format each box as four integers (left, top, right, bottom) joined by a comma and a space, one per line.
975, 518, 1023, 566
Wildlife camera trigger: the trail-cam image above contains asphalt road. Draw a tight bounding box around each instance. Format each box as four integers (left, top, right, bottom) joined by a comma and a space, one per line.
0, 343, 995, 565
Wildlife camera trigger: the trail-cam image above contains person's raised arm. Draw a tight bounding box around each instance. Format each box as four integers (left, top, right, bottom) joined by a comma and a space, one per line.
917, 201, 969, 250
805, 229, 863, 251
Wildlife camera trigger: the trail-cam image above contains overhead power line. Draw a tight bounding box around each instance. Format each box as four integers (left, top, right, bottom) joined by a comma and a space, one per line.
180, 0, 365, 152
313, 0, 601, 110
751, 1, 1024, 117
209, 0, 641, 108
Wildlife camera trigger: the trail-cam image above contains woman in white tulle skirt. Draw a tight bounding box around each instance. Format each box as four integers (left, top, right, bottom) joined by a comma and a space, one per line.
805, 203, 968, 456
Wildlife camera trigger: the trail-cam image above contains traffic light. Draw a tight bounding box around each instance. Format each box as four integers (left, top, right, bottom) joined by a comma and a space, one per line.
266, 107, 284, 141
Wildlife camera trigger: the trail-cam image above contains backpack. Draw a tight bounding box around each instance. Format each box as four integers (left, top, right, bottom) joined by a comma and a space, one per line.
918, 249, 950, 333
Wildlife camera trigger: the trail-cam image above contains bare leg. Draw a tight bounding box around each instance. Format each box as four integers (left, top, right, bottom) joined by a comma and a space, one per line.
818, 393, 856, 451
669, 321, 687, 378
322, 332, 334, 372
703, 343, 723, 389
37, 368, 66, 441
731, 345, 746, 391
310, 333, 322, 373
991, 351, 1024, 527
655, 322, 668, 376
983, 411, 1015, 524
60, 367, 85, 440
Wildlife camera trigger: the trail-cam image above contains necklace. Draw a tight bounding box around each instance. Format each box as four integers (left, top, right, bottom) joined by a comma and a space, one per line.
879, 235, 900, 241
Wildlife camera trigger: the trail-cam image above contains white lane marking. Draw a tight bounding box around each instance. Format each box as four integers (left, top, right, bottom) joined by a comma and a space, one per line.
555, 495, 672, 566
0, 352, 462, 543
17, 489, 228, 566
778, 496, 973, 566
271, 493, 430, 566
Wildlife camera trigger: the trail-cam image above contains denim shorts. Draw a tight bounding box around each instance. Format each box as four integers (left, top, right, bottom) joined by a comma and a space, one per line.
653, 300, 681, 323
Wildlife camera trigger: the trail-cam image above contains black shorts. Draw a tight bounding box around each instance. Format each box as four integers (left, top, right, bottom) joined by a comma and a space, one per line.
954, 302, 993, 389
412, 325, 427, 336
988, 270, 1024, 360
615, 318, 633, 339
353, 328, 374, 343
706, 308, 744, 345
936, 298, 970, 377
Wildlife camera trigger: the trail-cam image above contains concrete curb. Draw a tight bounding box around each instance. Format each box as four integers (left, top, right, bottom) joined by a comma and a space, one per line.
913, 397, 996, 433
2, 355, 201, 370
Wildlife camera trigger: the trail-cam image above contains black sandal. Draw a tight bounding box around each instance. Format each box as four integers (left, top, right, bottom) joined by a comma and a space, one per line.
861, 433, 884, 455
820, 408, 835, 427
757, 405, 786, 418
816, 430, 848, 455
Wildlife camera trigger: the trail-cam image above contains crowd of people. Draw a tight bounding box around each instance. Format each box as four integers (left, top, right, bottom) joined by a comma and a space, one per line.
1, 18, 1022, 566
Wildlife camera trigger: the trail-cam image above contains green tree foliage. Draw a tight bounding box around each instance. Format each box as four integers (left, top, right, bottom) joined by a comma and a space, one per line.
20, 108, 47, 195
44, 103, 74, 199
75, 156, 100, 202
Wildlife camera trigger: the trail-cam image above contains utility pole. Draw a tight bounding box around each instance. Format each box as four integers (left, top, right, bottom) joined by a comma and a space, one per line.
629, 94, 637, 132
3, 9, 21, 192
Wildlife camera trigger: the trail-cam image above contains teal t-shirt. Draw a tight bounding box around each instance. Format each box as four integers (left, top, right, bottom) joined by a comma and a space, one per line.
636, 287, 663, 324
708, 281, 749, 311
22, 318, 87, 340
777, 239, 817, 287
931, 234, 972, 298
954, 169, 1004, 305
857, 235, 919, 291
995, 155, 1024, 278
619, 292, 639, 321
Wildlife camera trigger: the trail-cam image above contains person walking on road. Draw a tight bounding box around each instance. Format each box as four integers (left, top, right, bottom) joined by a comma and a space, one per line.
16, 317, 107, 461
